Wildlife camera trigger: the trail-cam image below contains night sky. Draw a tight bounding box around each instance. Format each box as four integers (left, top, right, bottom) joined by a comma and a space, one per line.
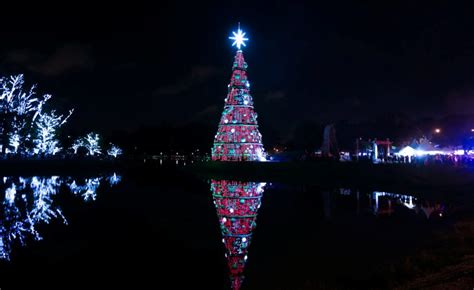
2, 1, 474, 145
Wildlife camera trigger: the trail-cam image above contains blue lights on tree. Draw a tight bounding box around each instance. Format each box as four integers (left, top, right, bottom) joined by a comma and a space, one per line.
1, 74, 122, 157
84, 133, 101, 156
107, 143, 123, 158
0, 74, 53, 154
71, 132, 102, 156
34, 109, 74, 155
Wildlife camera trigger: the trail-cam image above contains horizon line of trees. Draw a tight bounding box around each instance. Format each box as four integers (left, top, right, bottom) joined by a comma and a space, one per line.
0, 74, 122, 158
112, 114, 474, 156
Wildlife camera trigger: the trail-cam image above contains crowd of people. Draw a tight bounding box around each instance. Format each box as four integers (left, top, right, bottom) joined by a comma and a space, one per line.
358, 152, 474, 167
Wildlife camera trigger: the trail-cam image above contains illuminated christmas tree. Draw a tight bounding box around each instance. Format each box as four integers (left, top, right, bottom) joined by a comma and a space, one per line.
210, 179, 266, 290
212, 25, 266, 161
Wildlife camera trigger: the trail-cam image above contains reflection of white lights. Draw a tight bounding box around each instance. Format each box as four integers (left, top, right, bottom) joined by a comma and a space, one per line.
81, 178, 101, 201
244, 255, 248, 261
222, 217, 227, 223
0, 174, 122, 261
373, 191, 418, 214
107, 173, 121, 186
242, 237, 247, 242
403, 196, 416, 209
229, 208, 234, 213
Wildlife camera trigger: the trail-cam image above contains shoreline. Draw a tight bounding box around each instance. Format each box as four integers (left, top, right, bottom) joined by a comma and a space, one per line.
2, 158, 474, 194
187, 161, 474, 194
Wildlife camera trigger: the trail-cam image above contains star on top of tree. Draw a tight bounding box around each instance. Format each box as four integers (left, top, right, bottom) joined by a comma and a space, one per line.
229, 23, 248, 50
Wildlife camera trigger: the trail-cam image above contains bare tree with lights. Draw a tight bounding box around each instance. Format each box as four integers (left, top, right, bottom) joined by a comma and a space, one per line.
33, 109, 74, 155
72, 133, 102, 156
107, 143, 123, 158
0, 74, 51, 154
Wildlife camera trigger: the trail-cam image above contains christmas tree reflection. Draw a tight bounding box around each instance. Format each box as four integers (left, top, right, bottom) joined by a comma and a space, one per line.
210, 179, 266, 290
0, 173, 121, 261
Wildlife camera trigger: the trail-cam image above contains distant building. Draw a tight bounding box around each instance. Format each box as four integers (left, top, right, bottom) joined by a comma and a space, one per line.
321, 124, 339, 158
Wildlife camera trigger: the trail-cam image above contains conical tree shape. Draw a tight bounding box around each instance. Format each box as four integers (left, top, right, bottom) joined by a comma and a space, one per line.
212, 50, 266, 161
211, 180, 266, 290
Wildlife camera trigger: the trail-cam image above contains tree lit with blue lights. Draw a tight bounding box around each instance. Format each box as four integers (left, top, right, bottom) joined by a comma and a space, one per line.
0, 74, 122, 157
107, 143, 123, 158
34, 109, 74, 155
1, 74, 53, 154
71, 133, 102, 156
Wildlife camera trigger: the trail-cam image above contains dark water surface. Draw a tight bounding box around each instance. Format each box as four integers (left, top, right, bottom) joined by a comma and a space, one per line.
0, 169, 471, 289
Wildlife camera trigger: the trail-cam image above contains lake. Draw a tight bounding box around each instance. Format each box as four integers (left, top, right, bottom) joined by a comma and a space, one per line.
0, 167, 472, 289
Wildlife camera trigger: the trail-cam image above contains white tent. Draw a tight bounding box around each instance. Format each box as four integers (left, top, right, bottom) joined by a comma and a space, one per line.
397, 146, 416, 157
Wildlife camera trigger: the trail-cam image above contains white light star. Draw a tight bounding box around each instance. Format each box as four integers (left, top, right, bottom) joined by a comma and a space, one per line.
229, 28, 248, 50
